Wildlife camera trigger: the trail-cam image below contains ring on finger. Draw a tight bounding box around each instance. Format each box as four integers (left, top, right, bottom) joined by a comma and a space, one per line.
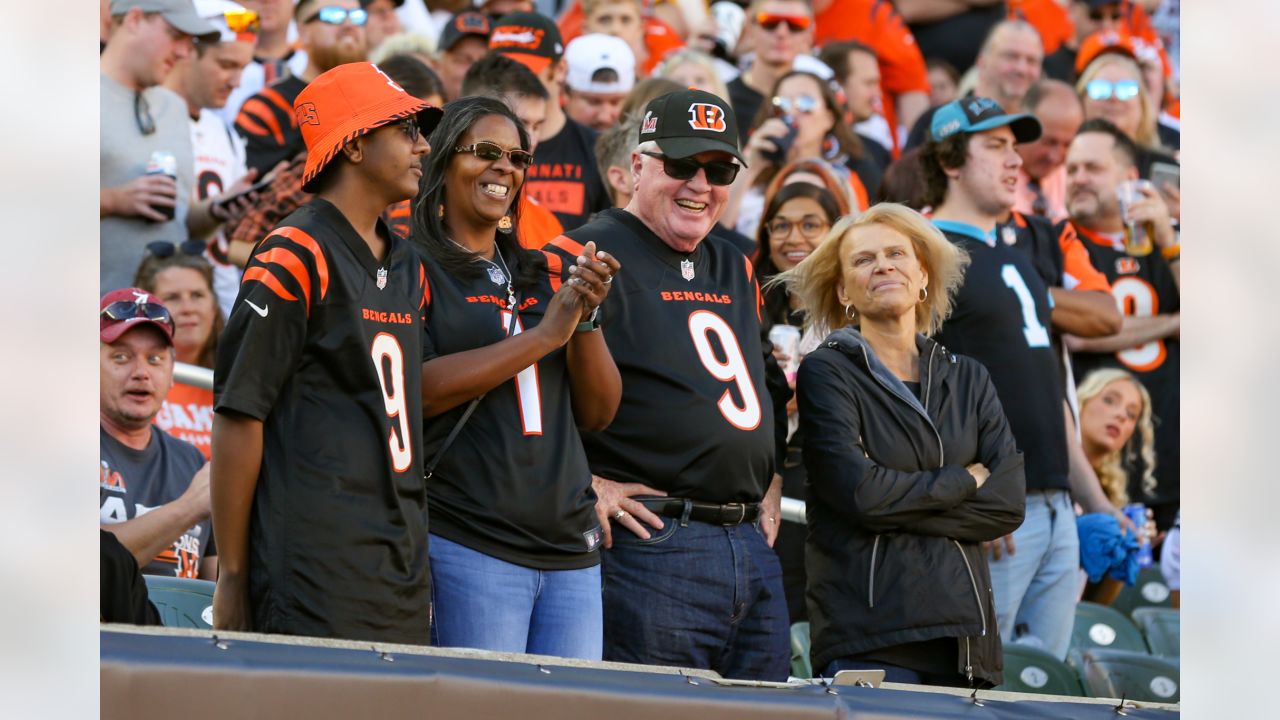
603, 276, 613, 285
612, 509, 628, 520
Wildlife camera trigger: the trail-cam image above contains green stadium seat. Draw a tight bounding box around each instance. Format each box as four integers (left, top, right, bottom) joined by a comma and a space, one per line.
789, 622, 812, 679
1070, 601, 1149, 655
143, 575, 216, 629
995, 642, 1085, 696
1078, 648, 1180, 703
1111, 565, 1174, 618
1131, 607, 1180, 658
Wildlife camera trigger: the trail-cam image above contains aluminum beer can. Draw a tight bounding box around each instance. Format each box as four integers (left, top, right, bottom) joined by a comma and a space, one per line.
768, 324, 802, 383
145, 150, 177, 220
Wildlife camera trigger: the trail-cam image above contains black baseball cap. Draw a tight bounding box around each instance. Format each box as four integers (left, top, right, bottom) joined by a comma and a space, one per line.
488, 11, 563, 75
440, 11, 491, 52
638, 89, 745, 165
929, 96, 1041, 144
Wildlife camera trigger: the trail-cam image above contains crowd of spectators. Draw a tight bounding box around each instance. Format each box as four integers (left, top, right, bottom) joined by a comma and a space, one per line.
99, 0, 1181, 687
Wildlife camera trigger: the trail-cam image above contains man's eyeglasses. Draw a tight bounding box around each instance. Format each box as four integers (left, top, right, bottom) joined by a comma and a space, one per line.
767, 216, 829, 239
1086, 78, 1141, 102
756, 12, 811, 33
100, 299, 175, 332
640, 151, 740, 186
455, 141, 534, 170
304, 6, 369, 26
146, 239, 208, 258
135, 92, 155, 136
771, 94, 819, 116
397, 116, 420, 143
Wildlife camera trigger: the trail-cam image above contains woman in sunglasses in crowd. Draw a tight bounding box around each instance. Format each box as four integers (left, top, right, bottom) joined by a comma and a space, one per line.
725, 70, 868, 238
132, 241, 224, 460
411, 96, 622, 659
1077, 53, 1178, 182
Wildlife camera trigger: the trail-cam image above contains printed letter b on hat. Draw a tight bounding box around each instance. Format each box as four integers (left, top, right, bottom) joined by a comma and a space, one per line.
688, 103, 727, 133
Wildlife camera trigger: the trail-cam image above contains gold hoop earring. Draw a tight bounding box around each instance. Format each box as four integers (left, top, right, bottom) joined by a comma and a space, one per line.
919, 287, 928, 303
844, 303, 856, 320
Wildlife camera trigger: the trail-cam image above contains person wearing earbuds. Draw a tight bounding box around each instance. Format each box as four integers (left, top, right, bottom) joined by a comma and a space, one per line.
779, 202, 1026, 687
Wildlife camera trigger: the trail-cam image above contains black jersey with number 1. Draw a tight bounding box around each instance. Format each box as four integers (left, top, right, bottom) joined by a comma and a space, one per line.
932, 221, 1069, 492
546, 209, 776, 504
420, 246, 601, 570
214, 198, 430, 644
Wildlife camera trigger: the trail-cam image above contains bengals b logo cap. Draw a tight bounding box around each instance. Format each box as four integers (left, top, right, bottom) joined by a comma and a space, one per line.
639, 89, 745, 166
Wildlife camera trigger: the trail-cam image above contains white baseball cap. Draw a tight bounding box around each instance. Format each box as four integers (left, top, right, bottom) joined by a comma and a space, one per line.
564, 33, 636, 95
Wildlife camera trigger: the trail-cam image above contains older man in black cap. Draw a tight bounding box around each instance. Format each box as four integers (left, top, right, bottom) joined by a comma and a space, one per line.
545, 89, 789, 681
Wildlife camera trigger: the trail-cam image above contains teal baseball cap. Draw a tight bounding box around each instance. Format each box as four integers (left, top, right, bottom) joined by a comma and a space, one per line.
929, 96, 1042, 144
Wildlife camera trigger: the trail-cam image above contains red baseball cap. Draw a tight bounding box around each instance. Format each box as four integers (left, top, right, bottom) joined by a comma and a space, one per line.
294, 62, 445, 192
100, 288, 175, 345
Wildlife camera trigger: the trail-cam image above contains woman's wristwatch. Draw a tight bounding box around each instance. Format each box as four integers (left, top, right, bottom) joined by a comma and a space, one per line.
576, 306, 601, 333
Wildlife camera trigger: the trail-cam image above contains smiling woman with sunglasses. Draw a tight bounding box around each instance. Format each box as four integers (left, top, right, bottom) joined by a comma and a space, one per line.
411, 96, 621, 660
1076, 53, 1178, 181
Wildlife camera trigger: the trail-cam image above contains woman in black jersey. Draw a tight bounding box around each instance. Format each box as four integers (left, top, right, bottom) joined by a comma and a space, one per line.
411, 96, 622, 660
777, 203, 1025, 687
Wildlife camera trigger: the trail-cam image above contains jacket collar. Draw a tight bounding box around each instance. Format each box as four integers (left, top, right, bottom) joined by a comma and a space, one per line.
823, 327, 953, 416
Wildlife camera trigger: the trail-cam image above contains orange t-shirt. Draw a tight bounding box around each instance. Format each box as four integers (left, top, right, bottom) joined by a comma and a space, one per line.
518, 194, 566, 250
154, 381, 214, 460
1006, 0, 1074, 56
557, 1, 685, 77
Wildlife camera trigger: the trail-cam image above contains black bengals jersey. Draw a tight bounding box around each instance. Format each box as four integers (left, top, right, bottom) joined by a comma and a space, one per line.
214, 198, 430, 644
1071, 226, 1180, 508
932, 221, 1069, 492
420, 246, 601, 571
547, 209, 776, 504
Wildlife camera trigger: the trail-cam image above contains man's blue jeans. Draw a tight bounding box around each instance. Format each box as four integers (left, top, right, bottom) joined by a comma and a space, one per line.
429, 534, 603, 660
988, 490, 1080, 659
601, 512, 790, 681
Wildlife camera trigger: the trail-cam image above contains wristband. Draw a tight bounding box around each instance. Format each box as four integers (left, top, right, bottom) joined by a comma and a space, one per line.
1161, 242, 1180, 260
575, 306, 600, 333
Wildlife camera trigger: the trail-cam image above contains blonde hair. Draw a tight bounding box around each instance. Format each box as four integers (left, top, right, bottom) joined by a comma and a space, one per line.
1076, 368, 1157, 507
1076, 54, 1161, 150
583, 0, 642, 19
772, 202, 969, 337
654, 49, 730, 103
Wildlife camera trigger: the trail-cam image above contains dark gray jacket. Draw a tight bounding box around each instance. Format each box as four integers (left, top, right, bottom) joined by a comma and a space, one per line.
798, 328, 1025, 686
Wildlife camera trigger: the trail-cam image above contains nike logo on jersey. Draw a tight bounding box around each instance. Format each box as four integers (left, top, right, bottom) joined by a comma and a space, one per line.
246, 299, 269, 317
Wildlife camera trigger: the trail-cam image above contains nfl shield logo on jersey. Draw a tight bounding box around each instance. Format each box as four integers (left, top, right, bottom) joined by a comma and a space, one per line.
681, 259, 695, 281
376, 267, 388, 289
1001, 226, 1017, 246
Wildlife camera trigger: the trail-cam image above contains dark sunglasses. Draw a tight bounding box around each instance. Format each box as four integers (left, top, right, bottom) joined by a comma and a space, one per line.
455, 141, 534, 170
1086, 78, 1141, 101
146, 239, 207, 258
305, 6, 369, 26
135, 92, 155, 136
640, 151, 740, 186
756, 12, 811, 33
101, 299, 175, 332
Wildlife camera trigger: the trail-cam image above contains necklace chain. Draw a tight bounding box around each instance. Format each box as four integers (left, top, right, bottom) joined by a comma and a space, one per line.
450, 238, 515, 308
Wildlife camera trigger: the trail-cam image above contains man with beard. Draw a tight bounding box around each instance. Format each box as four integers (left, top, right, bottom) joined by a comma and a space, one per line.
235, 0, 369, 175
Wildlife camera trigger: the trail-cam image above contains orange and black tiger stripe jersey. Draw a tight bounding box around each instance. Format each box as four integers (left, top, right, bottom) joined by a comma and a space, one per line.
213, 197, 432, 644
234, 75, 307, 177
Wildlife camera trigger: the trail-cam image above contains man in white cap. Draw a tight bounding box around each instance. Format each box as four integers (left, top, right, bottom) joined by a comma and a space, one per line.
563, 33, 635, 133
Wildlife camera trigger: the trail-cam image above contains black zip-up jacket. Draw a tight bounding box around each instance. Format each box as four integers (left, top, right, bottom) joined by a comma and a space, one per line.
798, 329, 1026, 686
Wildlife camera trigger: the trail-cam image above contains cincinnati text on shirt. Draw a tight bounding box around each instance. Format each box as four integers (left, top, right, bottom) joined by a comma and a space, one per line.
526, 163, 585, 180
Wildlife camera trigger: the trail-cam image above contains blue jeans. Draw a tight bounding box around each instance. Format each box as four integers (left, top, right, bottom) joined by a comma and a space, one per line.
601, 513, 790, 681
988, 490, 1080, 659
428, 534, 603, 660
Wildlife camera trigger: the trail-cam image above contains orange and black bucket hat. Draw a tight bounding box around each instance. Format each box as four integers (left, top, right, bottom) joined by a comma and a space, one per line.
294, 62, 444, 192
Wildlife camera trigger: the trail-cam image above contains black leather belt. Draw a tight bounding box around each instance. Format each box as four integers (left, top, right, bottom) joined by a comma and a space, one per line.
638, 498, 760, 526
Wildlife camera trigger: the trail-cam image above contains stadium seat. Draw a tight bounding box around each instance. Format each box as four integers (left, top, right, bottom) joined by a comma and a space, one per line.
1077, 648, 1180, 703
1131, 607, 1180, 658
789, 622, 812, 679
143, 575, 216, 629
995, 642, 1085, 696
1070, 601, 1149, 655
1111, 565, 1174, 618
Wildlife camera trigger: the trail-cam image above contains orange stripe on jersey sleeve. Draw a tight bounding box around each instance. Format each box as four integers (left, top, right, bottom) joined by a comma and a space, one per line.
257, 247, 314, 307
743, 254, 762, 323
235, 113, 270, 138
419, 262, 430, 309
1059, 222, 1112, 293
269, 226, 330, 300
542, 250, 564, 292
547, 234, 585, 258
241, 266, 298, 301
259, 87, 296, 125
239, 98, 285, 145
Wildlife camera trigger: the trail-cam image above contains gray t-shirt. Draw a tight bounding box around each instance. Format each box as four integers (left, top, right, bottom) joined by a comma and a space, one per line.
100, 427, 214, 577
100, 73, 195, 292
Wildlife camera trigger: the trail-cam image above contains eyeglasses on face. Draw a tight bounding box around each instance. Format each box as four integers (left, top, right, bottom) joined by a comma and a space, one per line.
101, 300, 175, 332
305, 6, 369, 26
1086, 78, 1141, 102
640, 151, 740, 186
767, 216, 829, 239
455, 141, 534, 170
396, 116, 420, 143
771, 94, 819, 115
756, 12, 811, 33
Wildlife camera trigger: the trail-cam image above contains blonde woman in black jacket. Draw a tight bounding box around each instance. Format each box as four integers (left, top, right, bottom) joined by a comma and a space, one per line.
777, 203, 1026, 687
